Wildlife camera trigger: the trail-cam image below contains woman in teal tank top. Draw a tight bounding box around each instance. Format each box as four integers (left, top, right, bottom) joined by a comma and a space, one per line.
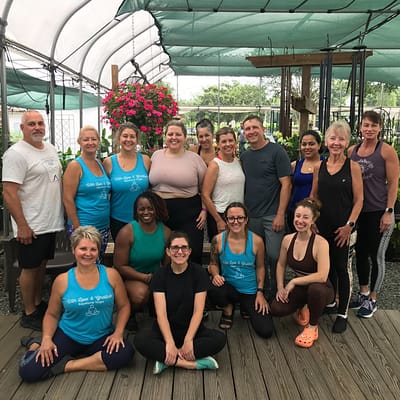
208, 202, 274, 338
103, 122, 151, 241
114, 191, 171, 331
19, 226, 133, 382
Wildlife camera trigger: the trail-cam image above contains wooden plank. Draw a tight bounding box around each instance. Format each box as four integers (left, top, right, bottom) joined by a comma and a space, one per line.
44, 372, 87, 400
347, 314, 400, 397
227, 316, 268, 399
247, 51, 373, 68
203, 312, 235, 400
0, 319, 34, 371
276, 317, 335, 400
384, 310, 400, 336
251, 317, 301, 400
140, 360, 174, 399
0, 352, 24, 400
76, 371, 116, 400
303, 315, 365, 400
0, 314, 19, 338
173, 368, 204, 400
320, 315, 396, 400
108, 344, 147, 400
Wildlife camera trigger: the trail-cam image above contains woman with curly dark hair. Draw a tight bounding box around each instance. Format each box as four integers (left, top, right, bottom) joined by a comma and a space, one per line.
113, 191, 171, 331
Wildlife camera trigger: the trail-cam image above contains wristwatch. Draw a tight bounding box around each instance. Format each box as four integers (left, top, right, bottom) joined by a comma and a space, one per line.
346, 221, 355, 227
256, 287, 264, 293
385, 207, 394, 213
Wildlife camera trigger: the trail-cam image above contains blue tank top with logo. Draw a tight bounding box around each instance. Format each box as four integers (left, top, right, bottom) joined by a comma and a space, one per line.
73, 157, 111, 230
219, 231, 257, 294
59, 264, 114, 344
109, 153, 149, 223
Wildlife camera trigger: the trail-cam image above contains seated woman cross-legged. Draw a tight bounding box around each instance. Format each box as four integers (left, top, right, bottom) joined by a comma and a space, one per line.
270, 198, 334, 348
19, 226, 134, 382
207, 202, 274, 339
134, 231, 226, 375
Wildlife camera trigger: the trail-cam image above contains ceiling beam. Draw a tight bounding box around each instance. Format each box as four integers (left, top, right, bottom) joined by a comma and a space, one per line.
247, 51, 373, 68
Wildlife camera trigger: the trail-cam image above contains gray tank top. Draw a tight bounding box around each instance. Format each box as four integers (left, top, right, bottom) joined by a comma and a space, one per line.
350, 141, 387, 212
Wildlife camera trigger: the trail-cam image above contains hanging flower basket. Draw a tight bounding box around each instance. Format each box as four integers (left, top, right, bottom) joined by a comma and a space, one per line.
102, 82, 178, 150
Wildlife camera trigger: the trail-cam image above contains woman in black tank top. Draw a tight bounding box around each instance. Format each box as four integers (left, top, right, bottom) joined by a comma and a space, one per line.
310, 120, 363, 334
270, 198, 334, 348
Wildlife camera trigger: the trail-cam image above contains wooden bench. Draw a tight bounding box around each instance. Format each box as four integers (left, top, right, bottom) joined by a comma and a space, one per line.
1, 229, 74, 312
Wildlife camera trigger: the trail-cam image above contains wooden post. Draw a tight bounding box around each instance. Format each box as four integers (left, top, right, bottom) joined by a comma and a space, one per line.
111, 64, 119, 90
299, 66, 311, 134
111, 65, 119, 152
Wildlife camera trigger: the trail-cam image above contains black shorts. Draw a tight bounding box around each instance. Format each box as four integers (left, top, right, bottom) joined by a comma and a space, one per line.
17, 232, 57, 269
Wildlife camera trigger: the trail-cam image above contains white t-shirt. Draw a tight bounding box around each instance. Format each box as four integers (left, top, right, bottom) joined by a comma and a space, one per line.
2, 140, 64, 236
212, 158, 245, 213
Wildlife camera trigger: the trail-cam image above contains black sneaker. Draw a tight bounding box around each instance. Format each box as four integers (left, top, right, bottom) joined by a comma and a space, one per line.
332, 316, 347, 333
20, 310, 42, 331
126, 314, 138, 333
323, 301, 338, 315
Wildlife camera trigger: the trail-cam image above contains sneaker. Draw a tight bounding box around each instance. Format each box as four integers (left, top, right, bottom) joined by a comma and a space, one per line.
332, 316, 347, 333
20, 310, 42, 331
126, 314, 138, 333
349, 293, 369, 310
195, 356, 219, 370
357, 299, 377, 318
323, 301, 338, 315
153, 360, 169, 375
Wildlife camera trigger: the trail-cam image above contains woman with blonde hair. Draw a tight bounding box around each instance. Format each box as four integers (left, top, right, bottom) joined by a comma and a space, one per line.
310, 120, 363, 333
63, 126, 111, 259
19, 226, 134, 382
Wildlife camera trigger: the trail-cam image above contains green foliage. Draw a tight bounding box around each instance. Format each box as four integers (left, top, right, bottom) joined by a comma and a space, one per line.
58, 147, 78, 172
276, 132, 300, 161
184, 80, 274, 126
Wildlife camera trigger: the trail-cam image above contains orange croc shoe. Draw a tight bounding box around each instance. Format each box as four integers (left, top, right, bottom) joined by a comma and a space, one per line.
295, 326, 318, 348
293, 306, 310, 326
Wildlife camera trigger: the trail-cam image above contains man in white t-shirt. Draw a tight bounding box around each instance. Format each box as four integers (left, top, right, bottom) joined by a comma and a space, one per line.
2, 110, 64, 330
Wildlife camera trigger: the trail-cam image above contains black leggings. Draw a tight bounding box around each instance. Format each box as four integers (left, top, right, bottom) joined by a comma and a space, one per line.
270, 281, 334, 325
19, 328, 134, 382
208, 283, 274, 338
164, 195, 204, 265
134, 322, 226, 362
326, 231, 356, 316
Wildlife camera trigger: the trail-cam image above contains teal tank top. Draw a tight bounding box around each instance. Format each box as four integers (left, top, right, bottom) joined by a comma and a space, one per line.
72, 157, 111, 230
59, 264, 114, 344
128, 220, 165, 273
219, 231, 257, 294
109, 153, 149, 223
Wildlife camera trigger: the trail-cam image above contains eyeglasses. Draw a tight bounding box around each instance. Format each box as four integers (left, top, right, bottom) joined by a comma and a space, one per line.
169, 245, 190, 254
226, 216, 246, 224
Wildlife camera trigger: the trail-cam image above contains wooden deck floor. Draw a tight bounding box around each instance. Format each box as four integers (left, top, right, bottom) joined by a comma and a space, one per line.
0, 310, 399, 400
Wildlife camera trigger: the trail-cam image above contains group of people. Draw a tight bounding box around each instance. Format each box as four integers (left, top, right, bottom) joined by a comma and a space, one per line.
2, 109, 398, 382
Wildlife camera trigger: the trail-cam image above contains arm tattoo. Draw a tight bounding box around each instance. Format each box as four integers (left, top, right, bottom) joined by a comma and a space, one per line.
210, 236, 220, 267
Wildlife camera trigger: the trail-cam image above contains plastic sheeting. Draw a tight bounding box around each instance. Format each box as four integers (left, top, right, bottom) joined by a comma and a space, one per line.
1, 0, 400, 102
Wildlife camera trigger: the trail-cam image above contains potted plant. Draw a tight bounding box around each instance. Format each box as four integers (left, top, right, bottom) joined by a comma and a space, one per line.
102, 82, 178, 152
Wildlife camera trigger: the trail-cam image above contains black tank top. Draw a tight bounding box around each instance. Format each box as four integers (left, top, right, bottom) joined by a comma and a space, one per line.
317, 158, 353, 238
287, 232, 317, 276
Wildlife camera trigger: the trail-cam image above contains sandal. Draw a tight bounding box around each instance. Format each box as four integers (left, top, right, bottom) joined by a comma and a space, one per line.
219, 312, 233, 330
293, 306, 310, 326
295, 326, 318, 348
